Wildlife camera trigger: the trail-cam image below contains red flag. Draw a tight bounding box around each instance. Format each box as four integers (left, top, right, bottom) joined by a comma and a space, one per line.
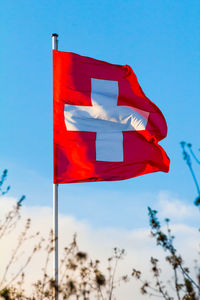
53, 50, 170, 184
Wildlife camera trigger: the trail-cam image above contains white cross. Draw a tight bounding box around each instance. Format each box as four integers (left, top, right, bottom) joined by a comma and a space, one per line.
64, 78, 149, 162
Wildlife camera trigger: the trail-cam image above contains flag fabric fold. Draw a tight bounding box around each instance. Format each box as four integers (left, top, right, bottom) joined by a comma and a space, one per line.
53, 50, 170, 184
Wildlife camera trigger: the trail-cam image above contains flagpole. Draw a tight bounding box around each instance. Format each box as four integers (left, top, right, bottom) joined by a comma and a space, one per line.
52, 33, 59, 300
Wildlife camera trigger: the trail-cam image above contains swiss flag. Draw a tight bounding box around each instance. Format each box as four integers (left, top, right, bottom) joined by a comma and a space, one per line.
53, 50, 170, 184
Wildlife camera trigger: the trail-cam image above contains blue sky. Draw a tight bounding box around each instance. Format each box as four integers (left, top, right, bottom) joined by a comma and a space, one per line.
1, 0, 200, 229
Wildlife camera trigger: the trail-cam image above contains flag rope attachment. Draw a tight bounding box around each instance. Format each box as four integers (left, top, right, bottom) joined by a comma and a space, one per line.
52, 33, 59, 300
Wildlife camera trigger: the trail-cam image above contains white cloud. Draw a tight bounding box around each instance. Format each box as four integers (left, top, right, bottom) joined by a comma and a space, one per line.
157, 191, 199, 222
0, 196, 199, 300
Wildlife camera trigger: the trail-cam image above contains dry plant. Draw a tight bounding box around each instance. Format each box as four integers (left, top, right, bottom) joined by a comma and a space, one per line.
31, 234, 128, 300
0, 170, 129, 300
132, 207, 200, 300
180, 142, 200, 206
1, 231, 128, 300
0, 170, 43, 300
132, 142, 200, 299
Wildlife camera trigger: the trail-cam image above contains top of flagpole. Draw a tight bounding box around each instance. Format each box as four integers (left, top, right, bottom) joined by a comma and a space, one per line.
52, 33, 58, 50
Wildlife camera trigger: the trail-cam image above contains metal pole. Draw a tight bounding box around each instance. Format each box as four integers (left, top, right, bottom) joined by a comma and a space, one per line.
53, 183, 58, 298
52, 33, 58, 51
52, 33, 59, 300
